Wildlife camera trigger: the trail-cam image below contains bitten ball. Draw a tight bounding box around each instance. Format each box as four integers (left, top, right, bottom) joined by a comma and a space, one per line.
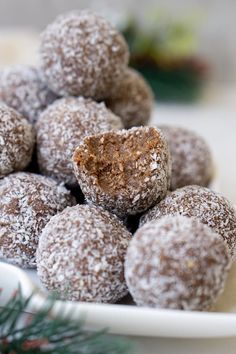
73, 126, 171, 217
36, 96, 123, 187
39, 10, 129, 99
159, 125, 214, 190
0, 103, 35, 177
0, 172, 76, 268
0, 65, 57, 124
140, 185, 236, 256
36, 204, 131, 303
125, 215, 230, 310
105, 68, 154, 128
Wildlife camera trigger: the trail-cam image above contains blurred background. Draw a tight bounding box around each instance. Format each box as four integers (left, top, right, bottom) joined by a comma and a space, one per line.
0, 0, 236, 201
1, 0, 236, 86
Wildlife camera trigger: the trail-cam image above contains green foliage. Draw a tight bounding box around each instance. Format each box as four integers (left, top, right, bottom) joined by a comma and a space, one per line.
0, 289, 132, 354
123, 12, 198, 61
122, 11, 207, 102
134, 62, 204, 102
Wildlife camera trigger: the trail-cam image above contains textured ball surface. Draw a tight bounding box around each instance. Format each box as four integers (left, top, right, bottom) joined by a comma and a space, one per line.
125, 215, 230, 310
0, 65, 57, 124
159, 125, 214, 190
0, 103, 35, 177
36, 96, 123, 187
0, 172, 76, 268
36, 204, 131, 303
73, 127, 171, 217
105, 68, 154, 128
140, 185, 236, 256
39, 11, 129, 99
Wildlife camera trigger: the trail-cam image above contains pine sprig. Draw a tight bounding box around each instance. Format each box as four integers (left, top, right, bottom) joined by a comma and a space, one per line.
0, 289, 132, 353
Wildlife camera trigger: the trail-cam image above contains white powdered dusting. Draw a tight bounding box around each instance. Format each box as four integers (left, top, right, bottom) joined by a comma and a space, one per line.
0, 172, 76, 268
125, 215, 231, 310
39, 10, 129, 99
0, 103, 35, 177
36, 96, 123, 187
0, 65, 57, 124
105, 68, 154, 128
158, 125, 214, 190
36, 204, 131, 303
140, 185, 236, 256
73, 126, 171, 217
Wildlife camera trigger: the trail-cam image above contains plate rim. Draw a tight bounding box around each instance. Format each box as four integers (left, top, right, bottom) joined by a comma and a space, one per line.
2, 262, 236, 338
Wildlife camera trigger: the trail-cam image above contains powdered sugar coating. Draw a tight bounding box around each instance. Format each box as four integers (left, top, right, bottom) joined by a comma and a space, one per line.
73, 126, 171, 217
36, 204, 131, 303
125, 215, 230, 310
0, 103, 35, 177
0, 65, 57, 124
159, 125, 214, 190
0, 172, 76, 268
106, 68, 154, 128
140, 185, 236, 256
36, 96, 123, 187
39, 10, 129, 99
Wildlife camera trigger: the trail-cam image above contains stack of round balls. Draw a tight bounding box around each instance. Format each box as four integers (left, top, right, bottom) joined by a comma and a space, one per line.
0, 9, 235, 311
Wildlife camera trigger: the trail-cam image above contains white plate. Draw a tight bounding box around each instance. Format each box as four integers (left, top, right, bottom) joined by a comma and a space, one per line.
1, 261, 236, 339
0, 177, 232, 339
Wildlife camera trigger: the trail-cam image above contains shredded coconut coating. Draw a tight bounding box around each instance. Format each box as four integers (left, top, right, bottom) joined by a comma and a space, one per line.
39, 10, 129, 99
0, 172, 76, 268
0, 104, 35, 177
73, 127, 171, 217
159, 125, 214, 190
140, 185, 236, 256
0, 65, 57, 124
105, 68, 154, 128
36, 204, 131, 303
125, 215, 231, 310
36, 96, 123, 187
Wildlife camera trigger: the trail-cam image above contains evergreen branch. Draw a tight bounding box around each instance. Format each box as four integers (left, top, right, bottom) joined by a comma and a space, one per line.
0, 289, 132, 354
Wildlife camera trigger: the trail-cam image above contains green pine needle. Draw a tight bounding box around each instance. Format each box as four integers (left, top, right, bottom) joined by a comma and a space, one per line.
0, 289, 132, 354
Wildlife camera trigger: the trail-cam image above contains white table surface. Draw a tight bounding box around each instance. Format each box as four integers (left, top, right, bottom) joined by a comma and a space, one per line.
127, 335, 236, 354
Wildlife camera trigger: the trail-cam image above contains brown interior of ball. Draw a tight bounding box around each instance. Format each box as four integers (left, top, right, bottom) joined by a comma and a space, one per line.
74, 128, 161, 195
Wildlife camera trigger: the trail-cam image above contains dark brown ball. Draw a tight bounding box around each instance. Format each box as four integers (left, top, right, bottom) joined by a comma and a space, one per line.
73, 126, 171, 217
105, 68, 154, 128
36, 204, 131, 303
0, 103, 35, 177
36, 96, 123, 187
159, 125, 214, 190
39, 10, 129, 99
140, 185, 236, 256
0, 172, 76, 268
0, 65, 57, 124
125, 215, 230, 310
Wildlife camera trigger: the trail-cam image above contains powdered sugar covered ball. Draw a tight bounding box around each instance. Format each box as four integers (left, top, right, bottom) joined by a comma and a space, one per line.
159, 125, 214, 190
0, 65, 57, 124
106, 68, 154, 128
36, 204, 131, 303
125, 215, 230, 310
0, 103, 35, 177
0, 172, 76, 268
39, 11, 129, 99
36, 97, 123, 187
140, 185, 236, 256
73, 127, 171, 217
